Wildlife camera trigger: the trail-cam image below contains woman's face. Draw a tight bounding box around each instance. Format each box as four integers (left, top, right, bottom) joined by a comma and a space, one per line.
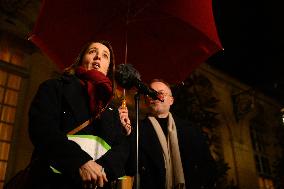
81, 42, 111, 75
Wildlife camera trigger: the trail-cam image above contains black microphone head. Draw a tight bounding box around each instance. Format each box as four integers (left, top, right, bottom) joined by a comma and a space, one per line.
115, 64, 141, 89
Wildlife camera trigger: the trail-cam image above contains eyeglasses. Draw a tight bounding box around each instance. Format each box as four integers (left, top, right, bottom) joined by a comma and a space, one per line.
157, 91, 171, 98
145, 90, 172, 102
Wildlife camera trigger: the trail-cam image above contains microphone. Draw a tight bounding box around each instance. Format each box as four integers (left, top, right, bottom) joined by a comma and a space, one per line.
115, 64, 163, 102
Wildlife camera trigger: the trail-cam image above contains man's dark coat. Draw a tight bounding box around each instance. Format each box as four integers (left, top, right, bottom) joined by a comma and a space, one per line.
127, 115, 217, 189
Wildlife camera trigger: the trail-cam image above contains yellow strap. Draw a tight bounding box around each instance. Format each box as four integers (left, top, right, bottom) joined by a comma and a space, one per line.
67, 119, 92, 135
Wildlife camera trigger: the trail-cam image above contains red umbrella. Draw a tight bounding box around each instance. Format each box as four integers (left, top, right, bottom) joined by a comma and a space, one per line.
29, 0, 222, 83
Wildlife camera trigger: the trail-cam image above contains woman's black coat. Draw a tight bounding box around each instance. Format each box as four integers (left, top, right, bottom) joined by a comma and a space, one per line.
27, 75, 129, 189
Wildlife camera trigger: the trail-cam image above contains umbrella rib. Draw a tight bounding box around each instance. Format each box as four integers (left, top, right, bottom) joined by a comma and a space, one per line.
128, 0, 159, 21
128, 15, 176, 23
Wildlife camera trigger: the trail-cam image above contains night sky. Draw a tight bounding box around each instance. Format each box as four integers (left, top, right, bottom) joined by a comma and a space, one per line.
208, 0, 284, 105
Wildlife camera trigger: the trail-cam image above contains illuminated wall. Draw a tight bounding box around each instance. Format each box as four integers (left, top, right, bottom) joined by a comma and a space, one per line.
0, 32, 59, 189
196, 64, 282, 189
0, 45, 25, 188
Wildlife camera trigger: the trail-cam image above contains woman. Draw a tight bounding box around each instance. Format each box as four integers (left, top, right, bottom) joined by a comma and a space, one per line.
27, 40, 131, 189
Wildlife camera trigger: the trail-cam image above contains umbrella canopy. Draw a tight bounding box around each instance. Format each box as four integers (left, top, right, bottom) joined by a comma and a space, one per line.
29, 0, 222, 83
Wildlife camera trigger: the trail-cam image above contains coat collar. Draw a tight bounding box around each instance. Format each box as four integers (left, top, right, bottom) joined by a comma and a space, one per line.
140, 115, 188, 171
61, 75, 90, 124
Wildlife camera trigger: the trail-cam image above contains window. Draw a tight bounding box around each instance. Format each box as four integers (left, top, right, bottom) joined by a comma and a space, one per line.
250, 122, 275, 189
0, 38, 28, 188
258, 176, 274, 189
0, 69, 22, 188
0, 47, 26, 68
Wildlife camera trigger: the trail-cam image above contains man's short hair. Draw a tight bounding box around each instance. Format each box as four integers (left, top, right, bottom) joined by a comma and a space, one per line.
150, 79, 172, 94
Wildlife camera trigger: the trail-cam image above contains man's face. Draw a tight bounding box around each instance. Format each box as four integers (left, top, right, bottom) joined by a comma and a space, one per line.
81, 42, 110, 75
148, 81, 174, 118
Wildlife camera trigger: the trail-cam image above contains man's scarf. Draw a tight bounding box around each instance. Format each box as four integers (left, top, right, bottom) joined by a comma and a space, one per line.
75, 66, 113, 117
148, 112, 185, 189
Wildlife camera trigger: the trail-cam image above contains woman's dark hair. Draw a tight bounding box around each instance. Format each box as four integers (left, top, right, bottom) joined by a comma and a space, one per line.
64, 40, 115, 81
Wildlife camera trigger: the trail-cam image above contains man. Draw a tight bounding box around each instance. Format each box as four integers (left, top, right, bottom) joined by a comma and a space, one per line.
129, 79, 217, 189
